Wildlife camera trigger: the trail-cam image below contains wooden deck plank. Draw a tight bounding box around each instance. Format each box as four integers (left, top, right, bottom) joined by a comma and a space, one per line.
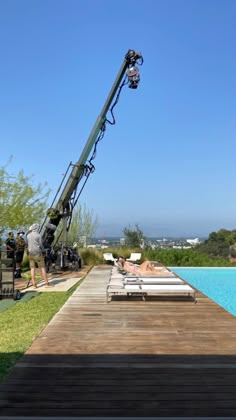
1, 265, 236, 417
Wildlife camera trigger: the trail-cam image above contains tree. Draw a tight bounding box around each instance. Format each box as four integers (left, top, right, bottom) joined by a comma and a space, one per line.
196, 228, 236, 258
67, 203, 98, 246
123, 224, 145, 248
0, 163, 50, 233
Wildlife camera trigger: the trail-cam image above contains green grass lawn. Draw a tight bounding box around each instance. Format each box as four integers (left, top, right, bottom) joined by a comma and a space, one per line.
0, 289, 75, 381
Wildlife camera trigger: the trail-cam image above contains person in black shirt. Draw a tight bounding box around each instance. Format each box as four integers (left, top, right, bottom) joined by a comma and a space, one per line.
15, 230, 26, 278
5, 232, 16, 268
6, 232, 16, 259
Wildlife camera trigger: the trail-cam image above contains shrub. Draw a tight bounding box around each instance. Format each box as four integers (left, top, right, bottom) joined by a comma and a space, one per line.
79, 248, 103, 265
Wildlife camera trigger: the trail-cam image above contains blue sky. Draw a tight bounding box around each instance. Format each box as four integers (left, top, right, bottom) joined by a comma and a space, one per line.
1, 0, 236, 237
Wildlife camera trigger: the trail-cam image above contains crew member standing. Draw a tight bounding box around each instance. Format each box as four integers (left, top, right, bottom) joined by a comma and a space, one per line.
27, 224, 51, 288
15, 230, 26, 278
6, 232, 16, 261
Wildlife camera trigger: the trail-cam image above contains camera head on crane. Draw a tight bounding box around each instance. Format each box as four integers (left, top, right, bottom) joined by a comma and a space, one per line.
125, 49, 144, 89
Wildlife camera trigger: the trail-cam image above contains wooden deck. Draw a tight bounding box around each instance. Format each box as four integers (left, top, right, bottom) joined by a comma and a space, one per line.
1, 265, 236, 417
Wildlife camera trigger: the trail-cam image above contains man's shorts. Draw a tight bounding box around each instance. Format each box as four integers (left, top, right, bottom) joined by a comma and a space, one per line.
15, 250, 24, 263
29, 255, 45, 269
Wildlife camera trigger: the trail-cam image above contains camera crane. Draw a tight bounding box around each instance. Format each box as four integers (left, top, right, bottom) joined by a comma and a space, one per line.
41, 49, 144, 270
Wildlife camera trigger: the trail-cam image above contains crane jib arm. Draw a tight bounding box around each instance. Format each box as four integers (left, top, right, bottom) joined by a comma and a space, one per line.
42, 49, 143, 246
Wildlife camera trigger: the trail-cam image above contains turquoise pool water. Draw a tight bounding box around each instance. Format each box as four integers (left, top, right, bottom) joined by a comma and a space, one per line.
170, 267, 236, 316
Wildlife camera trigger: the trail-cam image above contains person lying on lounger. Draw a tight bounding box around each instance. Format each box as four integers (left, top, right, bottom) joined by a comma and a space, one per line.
117, 257, 166, 276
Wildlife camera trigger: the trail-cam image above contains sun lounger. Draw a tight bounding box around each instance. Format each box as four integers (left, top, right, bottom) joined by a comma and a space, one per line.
106, 282, 196, 302
126, 252, 142, 263
103, 253, 117, 264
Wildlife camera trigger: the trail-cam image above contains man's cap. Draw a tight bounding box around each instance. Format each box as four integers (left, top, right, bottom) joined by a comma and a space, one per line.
29, 224, 40, 232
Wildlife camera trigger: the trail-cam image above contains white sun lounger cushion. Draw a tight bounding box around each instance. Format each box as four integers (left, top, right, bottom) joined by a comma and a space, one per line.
124, 285, 141, 290
124, 275, 178, 281
123, 277, 184, 285
140, 284, 194, 292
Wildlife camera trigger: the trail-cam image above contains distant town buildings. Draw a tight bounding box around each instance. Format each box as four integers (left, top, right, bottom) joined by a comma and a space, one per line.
82, 236, 203, 249
120, 237, 125, 246
186, 238, 201, 246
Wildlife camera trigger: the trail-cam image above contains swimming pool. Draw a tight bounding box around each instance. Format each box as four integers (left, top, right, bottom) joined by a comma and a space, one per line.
170, 267, 236, 317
